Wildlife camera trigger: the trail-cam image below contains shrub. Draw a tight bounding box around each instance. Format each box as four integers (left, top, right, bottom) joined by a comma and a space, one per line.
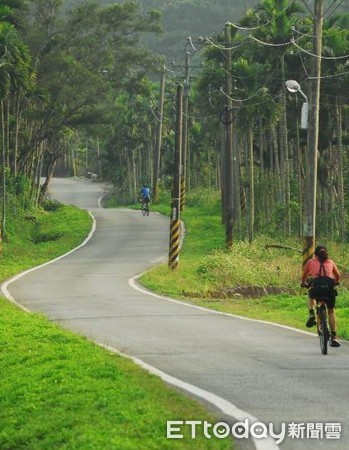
197, 237, 300, 288
41, 199, 62, 212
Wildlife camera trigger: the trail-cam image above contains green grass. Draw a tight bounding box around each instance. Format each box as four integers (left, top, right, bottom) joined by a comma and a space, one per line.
1, 203, 92, 281
0, 299, 231, 450
0, 200, 232, 450
139, 190, 349, 341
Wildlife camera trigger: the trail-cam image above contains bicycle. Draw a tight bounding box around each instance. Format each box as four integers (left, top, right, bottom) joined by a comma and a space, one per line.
302, 281, 339, 355
316, 299, 330, 355
141, 198, 150, 216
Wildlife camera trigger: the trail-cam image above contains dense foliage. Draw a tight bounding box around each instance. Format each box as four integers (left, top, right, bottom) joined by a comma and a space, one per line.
1, 0, 349, 251
0, 0, 161, 247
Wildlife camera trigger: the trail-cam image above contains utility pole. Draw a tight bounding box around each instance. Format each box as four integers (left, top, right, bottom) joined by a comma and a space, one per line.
169, 85, 183, 270
181, 51, 190, 211
224, 22, 234, 249
152, 67, 166, 203
303, 0, 323, 266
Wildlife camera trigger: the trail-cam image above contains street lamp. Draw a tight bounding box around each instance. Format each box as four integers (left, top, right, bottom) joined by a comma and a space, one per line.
285, 79, 308, 129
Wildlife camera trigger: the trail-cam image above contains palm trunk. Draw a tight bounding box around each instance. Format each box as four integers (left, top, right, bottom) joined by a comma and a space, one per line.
233, 123, 241, 221
1, 100, 6, 243
14, 94, 22, 177
335, 97, 345, 240
272, 125, 281, 203
247, 124, 254, 243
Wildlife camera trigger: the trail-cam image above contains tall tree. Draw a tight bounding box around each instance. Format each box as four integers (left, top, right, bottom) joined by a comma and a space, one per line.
240, 0, 304, 235
20, 0, 161, 197
0, 14, 32, 245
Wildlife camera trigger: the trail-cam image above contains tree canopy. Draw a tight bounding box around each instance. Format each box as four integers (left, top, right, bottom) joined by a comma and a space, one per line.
2, 0, 349, 249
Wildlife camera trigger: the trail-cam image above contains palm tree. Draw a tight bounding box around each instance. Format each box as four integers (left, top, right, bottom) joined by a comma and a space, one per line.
0, 18, 32, 246
232, 57, 277, 241
319, 13, 349, 239
239, 0, 304, 235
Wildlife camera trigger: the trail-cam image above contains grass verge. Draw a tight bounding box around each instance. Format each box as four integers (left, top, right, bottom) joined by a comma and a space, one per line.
0, 200, 232, 450
1, 201, 92, 281
139, 190, 349, 341
0, 299, 231, 450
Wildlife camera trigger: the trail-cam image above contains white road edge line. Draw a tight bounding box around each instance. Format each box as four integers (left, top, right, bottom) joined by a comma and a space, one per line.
127, 273, 326, 450
3, 200, 320, 450
129, 274, 316, 337
99, 343, 278, 450
0, 211, 96, 312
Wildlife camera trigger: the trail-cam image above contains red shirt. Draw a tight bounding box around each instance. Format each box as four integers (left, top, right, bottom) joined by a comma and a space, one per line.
301, 257, 340, 284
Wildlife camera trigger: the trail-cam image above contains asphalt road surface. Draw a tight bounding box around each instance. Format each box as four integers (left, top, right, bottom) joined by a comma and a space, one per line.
3, 178, 349, 450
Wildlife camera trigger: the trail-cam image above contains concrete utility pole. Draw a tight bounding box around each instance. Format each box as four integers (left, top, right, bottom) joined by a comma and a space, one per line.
224, 22, 234, 249
152, 67, 165, 203
180, 51, 190, 211
169, 85, 183, 270
303, 0, 324, 266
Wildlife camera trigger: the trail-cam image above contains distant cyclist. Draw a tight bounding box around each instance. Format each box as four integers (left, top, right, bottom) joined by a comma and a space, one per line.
140, 184, 151, 208
301, 245, 341, 347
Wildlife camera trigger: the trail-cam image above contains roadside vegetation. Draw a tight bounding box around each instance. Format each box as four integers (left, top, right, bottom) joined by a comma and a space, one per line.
0, 200, 92, 281
3, 0, 349, 443
139, 190, 349, 341
0, 199, 231, 450
0, 299, 231, 450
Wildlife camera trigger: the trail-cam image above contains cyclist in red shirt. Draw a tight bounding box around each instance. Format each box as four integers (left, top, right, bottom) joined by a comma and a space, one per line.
301, 245, 341, 347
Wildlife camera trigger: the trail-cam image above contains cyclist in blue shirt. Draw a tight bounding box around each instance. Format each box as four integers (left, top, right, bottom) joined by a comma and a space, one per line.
140, 185, 151, 206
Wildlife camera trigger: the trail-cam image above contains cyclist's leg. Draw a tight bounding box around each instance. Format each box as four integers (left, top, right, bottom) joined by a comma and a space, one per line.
306, 295, 317, 327
308, 295, 316, 311
328, 308, 336, 333
327, 300, 340, 347
145, 197, 150, 212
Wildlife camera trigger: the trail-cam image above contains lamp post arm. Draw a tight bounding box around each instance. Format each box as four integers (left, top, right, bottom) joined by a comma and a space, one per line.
298, 89, 308, 103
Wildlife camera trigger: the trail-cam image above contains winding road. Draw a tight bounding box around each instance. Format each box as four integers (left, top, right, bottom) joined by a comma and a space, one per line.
2, 177, 349, 450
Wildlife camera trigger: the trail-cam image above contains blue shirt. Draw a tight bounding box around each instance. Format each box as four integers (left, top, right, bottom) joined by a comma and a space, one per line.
141, 186, 150, 198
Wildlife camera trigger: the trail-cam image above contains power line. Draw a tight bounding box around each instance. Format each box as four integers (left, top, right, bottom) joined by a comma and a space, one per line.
292, 24, 349, 40
159, 62, 176, 74
301, 0, 344, 19
324, 0, 344, 19
203, 35, 250, 52
219, 87, 283, 108
227, 0, 298, 32
249, 35, 291, 47
292, 36, 349, 60
308, 69, 349, 79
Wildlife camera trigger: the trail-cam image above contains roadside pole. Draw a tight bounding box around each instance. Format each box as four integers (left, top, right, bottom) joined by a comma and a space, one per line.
303, 0, 323, 266
181, 51, 190, 211
224, 22, 234, 249
169, 85, 183, 269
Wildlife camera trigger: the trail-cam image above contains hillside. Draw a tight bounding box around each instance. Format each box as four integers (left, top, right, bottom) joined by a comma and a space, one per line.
61, 0, 349, 62
62, 0, 258, 60
139, 0, 258, 61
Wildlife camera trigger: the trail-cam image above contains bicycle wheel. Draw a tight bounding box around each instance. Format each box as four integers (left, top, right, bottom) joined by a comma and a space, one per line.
318, 304, 329, 355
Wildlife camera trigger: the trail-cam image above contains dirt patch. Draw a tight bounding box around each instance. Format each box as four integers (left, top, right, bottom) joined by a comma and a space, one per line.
212, 286, 297, 298
184, 286, 297, 299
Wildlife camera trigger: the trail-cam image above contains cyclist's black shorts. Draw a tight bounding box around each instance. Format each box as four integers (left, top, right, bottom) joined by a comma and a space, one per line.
310, 290, 337, 310
142, 196, 150, 205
